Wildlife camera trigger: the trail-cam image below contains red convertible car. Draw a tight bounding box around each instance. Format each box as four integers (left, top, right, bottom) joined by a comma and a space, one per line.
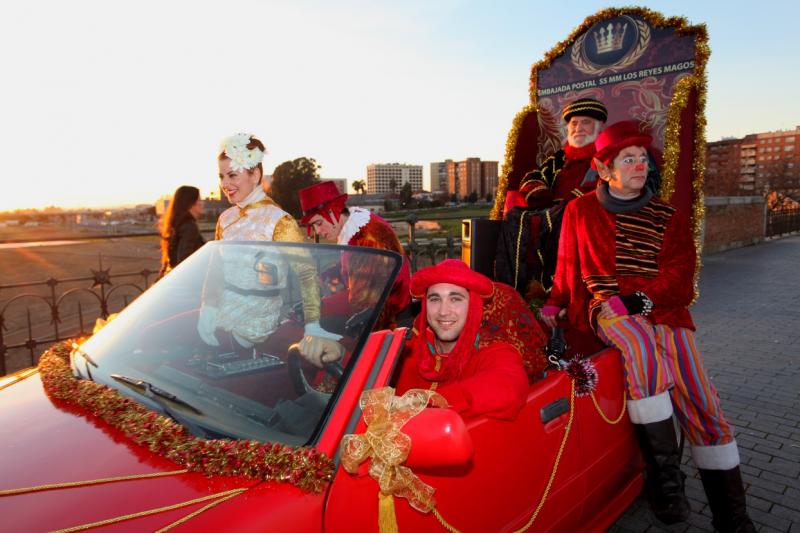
0, 241, 642, 532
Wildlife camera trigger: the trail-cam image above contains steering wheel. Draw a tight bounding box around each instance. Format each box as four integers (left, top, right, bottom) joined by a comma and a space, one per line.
287, 344, 344, 396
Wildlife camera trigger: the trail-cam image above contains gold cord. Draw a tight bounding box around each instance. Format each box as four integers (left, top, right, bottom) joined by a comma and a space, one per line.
0, 470, 188, 497
511, 381, 576, 533
432, 381, 577, 533
433, 508, 462, 533
51, 488, 248, 533
590, 391, 627, 424
155, 488, 248, 532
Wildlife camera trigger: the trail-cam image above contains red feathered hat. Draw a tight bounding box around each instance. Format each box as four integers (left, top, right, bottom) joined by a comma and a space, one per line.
298, 181, 348, 226
410, 259, 493, 299
592, 120, 653, 170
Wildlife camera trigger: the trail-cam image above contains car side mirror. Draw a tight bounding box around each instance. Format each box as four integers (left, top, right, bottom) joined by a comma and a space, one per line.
402, 408, 474, 468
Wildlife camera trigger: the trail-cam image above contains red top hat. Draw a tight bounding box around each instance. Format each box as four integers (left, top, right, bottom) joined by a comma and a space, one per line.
591, 120, 653, 170
298, 182, 348, 226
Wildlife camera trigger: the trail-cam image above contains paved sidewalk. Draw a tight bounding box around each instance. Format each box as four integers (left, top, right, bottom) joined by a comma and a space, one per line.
611, 236, 800, 533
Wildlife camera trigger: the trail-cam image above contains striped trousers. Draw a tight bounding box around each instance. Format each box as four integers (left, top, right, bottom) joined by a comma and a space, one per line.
597, 315, 739, 469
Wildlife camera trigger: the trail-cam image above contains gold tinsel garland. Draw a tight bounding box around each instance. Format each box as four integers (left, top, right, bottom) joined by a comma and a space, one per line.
37, 341, 334, 493
491, 6, 709, 291
490, 104, 537, 220
659, 77, 691, 202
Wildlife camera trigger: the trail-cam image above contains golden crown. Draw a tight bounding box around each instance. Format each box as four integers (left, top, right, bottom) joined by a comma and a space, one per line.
593, 22, 628, 54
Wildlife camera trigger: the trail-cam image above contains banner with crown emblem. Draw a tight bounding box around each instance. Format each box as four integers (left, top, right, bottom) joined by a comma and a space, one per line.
492, 7, 709, 290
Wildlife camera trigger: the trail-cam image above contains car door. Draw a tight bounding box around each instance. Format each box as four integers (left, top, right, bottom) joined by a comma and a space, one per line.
573, 348, 644, 531
324, 355, 588, 533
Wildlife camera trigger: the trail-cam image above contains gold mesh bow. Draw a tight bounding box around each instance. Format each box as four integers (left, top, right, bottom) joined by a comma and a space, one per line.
341, 387, 447, 514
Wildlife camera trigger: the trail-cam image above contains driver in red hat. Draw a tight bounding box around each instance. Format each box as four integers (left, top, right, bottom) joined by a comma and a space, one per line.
394, 259, 529, 420
299, 181, 411, 331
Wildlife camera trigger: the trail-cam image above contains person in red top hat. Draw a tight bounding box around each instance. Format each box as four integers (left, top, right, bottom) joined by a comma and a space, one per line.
299, 181, 411, 331
393, 259, 531, 420
541, 121, 754, 532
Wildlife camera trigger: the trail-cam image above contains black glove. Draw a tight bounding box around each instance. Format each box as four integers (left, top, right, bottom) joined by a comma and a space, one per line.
618, 291, 653, 316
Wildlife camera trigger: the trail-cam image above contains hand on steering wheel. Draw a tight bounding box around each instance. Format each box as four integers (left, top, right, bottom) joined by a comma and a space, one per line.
297, 335, 345, 368
288, 344, 345, 396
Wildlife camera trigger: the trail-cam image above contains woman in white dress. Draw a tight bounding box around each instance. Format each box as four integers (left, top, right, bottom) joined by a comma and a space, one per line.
197, 133, 341, 366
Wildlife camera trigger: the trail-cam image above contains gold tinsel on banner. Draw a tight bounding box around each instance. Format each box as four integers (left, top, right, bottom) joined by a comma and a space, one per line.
491, 7, 710, 292
37, 341, 334, 493
490, 104, 537, 220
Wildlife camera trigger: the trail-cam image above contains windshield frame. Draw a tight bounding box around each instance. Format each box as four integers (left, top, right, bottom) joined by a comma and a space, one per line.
74, 240, 404, 447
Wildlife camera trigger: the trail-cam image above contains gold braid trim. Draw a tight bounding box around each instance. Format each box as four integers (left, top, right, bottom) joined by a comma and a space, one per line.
52, 488, 248, 533
523, 183, 548, 201
0, 469, 188, 496
513, 211, 535, 290
218, 198, 278, 238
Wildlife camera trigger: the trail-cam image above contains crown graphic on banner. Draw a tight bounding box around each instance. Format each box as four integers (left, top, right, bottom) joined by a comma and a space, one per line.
593, 22, 628, 54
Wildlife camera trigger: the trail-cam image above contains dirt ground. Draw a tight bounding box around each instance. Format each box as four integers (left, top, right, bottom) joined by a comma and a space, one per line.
0, 236, 165, 374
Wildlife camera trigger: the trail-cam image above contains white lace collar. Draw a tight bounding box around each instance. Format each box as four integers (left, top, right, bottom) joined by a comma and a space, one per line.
338, 207, 371, 244
236, 185, 266, 209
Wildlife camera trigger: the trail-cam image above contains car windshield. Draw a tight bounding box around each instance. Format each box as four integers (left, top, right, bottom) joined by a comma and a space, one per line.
74, 241, 400, 447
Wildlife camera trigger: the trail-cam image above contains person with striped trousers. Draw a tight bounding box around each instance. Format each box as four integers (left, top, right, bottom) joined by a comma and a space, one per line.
541, 121, 754, 532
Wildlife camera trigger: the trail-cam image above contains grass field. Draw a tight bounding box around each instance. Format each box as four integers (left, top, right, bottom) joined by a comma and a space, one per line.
384, 204, 494, 239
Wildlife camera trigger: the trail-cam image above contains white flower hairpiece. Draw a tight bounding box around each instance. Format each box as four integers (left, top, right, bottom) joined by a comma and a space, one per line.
220, 132, 266, 172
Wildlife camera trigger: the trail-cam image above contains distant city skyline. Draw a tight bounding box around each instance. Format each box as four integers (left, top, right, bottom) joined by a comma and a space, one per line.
2, 1, 799, 211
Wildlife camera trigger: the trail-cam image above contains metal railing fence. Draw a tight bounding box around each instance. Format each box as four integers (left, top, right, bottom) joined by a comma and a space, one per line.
1, 217, 462, 375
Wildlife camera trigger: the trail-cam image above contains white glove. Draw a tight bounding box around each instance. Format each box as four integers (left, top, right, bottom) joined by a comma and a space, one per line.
197, 306, 220, 346
303, 321, 342, 341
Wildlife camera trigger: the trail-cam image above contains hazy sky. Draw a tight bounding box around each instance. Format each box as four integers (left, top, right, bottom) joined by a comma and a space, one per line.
1, 0, 798, 210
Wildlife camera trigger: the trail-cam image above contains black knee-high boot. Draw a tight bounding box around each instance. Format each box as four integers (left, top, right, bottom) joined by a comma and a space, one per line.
633, 418, 691, 524
698, 466, 755, 532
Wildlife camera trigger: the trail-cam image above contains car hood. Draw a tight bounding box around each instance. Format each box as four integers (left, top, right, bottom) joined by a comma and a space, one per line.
0, 370, 320, 532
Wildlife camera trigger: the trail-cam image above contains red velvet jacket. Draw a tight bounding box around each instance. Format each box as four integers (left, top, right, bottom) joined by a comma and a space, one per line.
323, 213, 411, 331
394, 339, 529, 421
349, 213, 410, 320
547, 191, 696, 333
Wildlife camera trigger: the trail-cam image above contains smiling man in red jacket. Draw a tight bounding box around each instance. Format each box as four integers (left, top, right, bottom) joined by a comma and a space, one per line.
394, 260, 530, 420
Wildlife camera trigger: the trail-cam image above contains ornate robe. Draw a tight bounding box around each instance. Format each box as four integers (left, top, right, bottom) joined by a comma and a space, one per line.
547, 191, 696, 334
517, 142, 599, 209
209, 187, 320, 342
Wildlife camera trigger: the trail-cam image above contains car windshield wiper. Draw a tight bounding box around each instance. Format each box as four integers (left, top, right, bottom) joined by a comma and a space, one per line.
74, 347, 99, 368
110, 374, 203, 415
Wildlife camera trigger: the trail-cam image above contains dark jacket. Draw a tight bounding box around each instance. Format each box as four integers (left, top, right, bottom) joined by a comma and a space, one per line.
168, 219, 205, 269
